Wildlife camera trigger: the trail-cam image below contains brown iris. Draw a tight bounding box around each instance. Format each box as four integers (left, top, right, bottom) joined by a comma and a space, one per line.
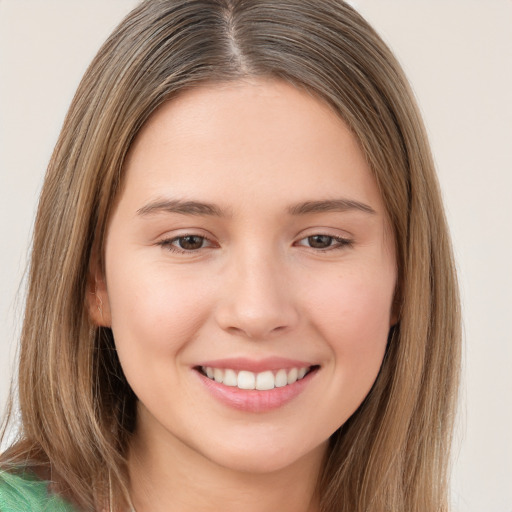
177, 235, 204, 250
307, 235, 334, 249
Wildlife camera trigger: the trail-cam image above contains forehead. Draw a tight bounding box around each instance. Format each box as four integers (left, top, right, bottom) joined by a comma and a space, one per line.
121, 78, 384, 216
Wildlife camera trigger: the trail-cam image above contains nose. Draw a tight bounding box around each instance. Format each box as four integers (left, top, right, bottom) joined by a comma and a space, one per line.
214, 248, 300, 340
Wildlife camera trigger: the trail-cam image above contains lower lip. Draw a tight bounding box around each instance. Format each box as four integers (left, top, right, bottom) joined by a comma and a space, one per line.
195, 368, 318, 413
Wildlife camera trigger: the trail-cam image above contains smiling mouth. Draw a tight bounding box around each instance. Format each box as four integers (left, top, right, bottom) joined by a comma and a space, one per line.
196, 365, 319, 391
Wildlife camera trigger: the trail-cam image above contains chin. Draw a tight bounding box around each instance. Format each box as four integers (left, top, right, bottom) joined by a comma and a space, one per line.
199, 436, 328, 476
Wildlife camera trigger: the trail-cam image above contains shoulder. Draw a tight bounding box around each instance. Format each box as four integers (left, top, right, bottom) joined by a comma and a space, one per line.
0, 470, 76, 512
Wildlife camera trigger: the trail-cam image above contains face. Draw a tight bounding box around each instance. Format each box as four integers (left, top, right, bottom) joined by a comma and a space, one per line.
92, 79, 397, 474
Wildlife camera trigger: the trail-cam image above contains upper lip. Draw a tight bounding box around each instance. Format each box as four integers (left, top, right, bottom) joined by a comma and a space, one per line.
195, 357, 317, 373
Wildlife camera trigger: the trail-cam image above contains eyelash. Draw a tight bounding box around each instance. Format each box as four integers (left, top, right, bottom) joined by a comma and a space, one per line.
157, 234, 214, 254
295, 234, 353, 251
157, 233, 353, 254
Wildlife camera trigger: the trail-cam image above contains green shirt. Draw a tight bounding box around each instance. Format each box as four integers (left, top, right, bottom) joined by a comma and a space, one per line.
0, 470, 76, 512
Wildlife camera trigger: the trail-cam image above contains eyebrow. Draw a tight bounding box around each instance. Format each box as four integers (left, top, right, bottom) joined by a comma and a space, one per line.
287, 199, 376, 216
137, 199, 227, 217
136, 197, 376, 218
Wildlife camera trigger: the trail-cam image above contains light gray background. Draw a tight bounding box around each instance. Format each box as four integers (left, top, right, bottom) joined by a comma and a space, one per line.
1, 1, 511, 511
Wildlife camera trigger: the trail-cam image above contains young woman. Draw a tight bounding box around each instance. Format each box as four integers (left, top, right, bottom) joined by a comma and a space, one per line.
0, 1, 461, 511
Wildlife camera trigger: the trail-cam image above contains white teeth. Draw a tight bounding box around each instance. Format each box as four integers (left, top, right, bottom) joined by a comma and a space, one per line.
256, 370, 275, 390
298, 367, 308, 379
287, 367, 298, 385
223, 369, 238, 387
237, 370, 256, 390
213, 368, 224, 383
202, 365, 312, 390
275, 369, 288, 388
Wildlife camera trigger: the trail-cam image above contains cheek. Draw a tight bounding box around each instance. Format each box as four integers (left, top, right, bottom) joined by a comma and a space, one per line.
304, 266, 394, 368
289, 265, 395, 436
105, 258, 213, 358
104, 262, 218, 408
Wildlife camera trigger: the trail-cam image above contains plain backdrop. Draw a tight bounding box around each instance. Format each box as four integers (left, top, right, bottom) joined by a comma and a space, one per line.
0, 1, 511, 511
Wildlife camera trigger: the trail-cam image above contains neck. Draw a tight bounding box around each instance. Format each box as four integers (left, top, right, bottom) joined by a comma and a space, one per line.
127, 411, 326, 512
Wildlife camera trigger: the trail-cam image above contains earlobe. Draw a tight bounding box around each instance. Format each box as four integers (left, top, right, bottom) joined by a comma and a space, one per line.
87, 257, 112, 328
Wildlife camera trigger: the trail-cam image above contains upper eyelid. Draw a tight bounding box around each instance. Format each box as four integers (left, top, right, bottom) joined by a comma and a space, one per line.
160, 234, 215, 246
156, 229, 215, 242
294, 229, 354, 244
296, 234, 351, 242
294, 234, 353, 248
295, 225, 354, 237
156, 230, 353, 241
156, 235, 216, 256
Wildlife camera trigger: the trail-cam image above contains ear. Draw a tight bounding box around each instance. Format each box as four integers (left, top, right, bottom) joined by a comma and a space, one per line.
390, 308, 399, 328
87, 250, 112, 327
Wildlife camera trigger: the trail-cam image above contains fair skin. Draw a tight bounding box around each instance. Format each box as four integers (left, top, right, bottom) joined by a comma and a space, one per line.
91, 79, 397, 512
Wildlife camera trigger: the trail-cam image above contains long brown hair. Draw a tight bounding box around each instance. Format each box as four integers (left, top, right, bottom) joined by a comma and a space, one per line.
1, 1, 460, 510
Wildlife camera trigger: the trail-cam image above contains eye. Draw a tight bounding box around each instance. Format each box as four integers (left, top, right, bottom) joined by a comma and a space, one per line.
175, 235, 206, 250
158, 234, 212, 253
295, 234, 352, 250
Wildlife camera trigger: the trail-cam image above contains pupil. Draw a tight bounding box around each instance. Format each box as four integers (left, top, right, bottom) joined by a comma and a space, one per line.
309, 235, 332, 248
179, 236, 203, 250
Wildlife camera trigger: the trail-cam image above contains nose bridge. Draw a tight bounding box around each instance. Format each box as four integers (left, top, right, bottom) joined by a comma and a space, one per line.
215, 242, 298, 339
